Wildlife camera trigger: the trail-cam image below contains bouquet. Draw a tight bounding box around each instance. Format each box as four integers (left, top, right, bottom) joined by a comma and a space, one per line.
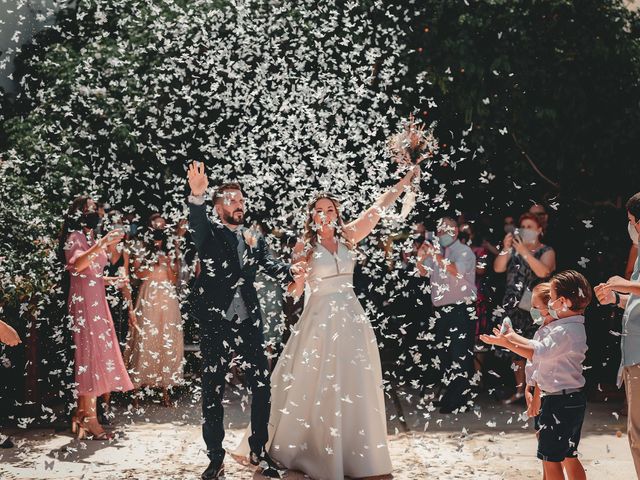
387, 115, 438, 218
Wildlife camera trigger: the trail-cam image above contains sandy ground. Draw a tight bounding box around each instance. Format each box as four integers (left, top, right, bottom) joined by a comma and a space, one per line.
0, 389, 635, 480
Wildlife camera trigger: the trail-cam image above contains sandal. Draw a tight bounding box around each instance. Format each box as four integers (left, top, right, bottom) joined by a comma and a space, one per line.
76, 416, 114, 441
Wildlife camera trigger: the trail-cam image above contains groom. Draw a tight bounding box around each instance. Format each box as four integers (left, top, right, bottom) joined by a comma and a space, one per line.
187, 161, 292, 479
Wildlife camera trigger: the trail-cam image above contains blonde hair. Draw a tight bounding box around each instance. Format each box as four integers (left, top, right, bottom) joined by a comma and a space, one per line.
532, 282, 552, 305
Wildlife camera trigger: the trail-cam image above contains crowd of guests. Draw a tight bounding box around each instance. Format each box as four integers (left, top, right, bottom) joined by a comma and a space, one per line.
4, 189, 640, 478
55, 197, 188, 439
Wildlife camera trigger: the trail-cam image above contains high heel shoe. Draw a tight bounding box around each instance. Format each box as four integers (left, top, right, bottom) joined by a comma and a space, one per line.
76, 416, 114, 441
71, 415, 81, 434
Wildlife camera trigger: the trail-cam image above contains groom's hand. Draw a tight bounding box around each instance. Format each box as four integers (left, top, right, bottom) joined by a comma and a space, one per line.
188, 161, 209, 197
290, 261, 307, 280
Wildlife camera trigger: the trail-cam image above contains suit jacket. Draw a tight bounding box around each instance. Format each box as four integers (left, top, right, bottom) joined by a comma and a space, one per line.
188, 201, 292, 331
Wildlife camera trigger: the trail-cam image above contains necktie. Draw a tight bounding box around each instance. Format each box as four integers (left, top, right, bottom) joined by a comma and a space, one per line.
235, 228, 245, 266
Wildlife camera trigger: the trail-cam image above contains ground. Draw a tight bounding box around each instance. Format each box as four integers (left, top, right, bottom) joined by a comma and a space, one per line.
0, 389, 634, 480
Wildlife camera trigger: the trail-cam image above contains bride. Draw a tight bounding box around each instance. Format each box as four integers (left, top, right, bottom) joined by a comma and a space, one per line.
234, 164, 420, 479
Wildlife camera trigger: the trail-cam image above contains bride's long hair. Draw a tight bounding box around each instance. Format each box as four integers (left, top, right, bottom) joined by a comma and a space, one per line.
301, 192, 355, 257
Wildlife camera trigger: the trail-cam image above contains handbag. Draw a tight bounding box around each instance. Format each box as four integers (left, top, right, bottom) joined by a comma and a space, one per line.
517, 287, 533, 311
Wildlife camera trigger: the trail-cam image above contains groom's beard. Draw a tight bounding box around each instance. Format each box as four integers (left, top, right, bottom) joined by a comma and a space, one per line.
223, 210, 244, 225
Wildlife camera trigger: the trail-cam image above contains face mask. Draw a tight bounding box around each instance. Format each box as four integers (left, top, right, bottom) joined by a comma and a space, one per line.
629, 221, 639, 245
438, 234, 456, 248
530, 308, 544, 325
81, 212, 100, 230
152, 228, 168, 245
547, 298, 568, 320
519, 228, 539, 244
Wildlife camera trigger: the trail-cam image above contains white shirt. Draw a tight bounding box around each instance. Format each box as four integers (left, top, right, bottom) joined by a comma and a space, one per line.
422, 239, 477, 307
527, 315, 587, 393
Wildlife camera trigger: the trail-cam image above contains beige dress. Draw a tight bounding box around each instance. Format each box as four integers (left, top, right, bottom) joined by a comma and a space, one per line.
124, 255, 184, 388
234, 241, 392, 479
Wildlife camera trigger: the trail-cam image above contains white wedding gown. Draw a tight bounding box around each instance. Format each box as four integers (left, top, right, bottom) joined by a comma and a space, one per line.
233, 240, 392, 479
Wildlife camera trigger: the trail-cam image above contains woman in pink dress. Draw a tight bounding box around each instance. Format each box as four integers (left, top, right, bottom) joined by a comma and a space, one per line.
59, 196, 134, 439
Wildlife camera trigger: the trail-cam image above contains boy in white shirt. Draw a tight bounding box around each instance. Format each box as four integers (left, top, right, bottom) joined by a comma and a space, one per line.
481, 270, 591, 480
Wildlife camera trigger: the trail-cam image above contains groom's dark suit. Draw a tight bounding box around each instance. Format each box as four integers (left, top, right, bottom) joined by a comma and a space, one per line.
188, 200, 292, 463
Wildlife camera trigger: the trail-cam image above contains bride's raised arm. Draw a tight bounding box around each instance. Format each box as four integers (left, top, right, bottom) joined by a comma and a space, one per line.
342, 165, 420, 245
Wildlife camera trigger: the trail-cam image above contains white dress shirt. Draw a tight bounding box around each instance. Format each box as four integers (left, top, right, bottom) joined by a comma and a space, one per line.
527, 315, 587, 393
422, 239, 477, 307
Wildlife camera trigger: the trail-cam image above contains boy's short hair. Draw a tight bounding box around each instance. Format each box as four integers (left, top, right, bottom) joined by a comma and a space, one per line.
627, 192, 640, 220
532, 282, 552, 305
550, 270, 592, 312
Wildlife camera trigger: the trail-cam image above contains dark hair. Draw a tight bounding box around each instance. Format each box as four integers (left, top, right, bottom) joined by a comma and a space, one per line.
57, 196, 92, 264
213, 182, 243, 205
147, 212, 163, 228
518, 212, 543, 228
144, 213, 166, 254
626, 193, 640, 220
550, 270, 592, 312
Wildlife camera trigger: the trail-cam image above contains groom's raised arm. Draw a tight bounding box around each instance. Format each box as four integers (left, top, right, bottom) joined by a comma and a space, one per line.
188, 198, 213, 253
186, 161, 213, 254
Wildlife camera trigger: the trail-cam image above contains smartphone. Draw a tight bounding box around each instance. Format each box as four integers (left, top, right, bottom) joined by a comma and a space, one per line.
513, 228, 522, 242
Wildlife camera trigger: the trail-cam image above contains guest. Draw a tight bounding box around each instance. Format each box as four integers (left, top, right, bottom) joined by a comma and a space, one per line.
99, 210, 136, 422
104, 210, 135, 349
124, 214, 184, 407
59, 196, 133, 440
482, 271, 591, 480
459, 223, 492, 341
529, 204, 550, 233
416, 217, 477, 413
626, 243, 639, 280
0, 319, 21, 449
595, 192, 640, 478
494, 212, 556, 404
254, 224, 285, 369
503, 215, 516, 236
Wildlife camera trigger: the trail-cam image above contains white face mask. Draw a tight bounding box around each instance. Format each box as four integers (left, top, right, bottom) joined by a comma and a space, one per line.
519, 228, 539, 244
629, 221, 639, 245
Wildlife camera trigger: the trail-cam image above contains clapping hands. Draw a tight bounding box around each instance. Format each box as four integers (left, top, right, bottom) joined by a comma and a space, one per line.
480, 324, 516, 349
99, 228, 125, 249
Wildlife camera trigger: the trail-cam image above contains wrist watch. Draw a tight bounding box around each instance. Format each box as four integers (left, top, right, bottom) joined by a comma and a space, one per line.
188, 194, 206, 205
614, 291, 621, 307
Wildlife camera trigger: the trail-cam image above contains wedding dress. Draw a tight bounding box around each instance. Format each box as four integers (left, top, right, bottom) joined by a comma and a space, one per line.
234, 240, 392, 479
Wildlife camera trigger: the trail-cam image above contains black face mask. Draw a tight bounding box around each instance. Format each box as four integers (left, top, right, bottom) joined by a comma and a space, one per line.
81, 212, 100, 230
152, 229, 168, 249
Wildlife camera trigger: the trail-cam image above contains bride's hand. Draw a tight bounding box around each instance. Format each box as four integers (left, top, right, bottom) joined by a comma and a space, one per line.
291, 261, 308, 282
401, 164, 421, 186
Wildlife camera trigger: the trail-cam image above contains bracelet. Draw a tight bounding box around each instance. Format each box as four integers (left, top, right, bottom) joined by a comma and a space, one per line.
614, 291, 621, 307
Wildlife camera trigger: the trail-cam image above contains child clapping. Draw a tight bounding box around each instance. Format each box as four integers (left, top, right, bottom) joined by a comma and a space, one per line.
481, 270, 591, 480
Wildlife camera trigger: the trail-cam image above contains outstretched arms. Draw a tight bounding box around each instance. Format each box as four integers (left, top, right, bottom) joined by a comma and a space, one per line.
342, 165, 420, 245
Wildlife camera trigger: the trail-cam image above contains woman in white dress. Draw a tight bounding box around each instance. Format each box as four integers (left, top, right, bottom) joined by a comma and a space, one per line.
234, 165, 420, 479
